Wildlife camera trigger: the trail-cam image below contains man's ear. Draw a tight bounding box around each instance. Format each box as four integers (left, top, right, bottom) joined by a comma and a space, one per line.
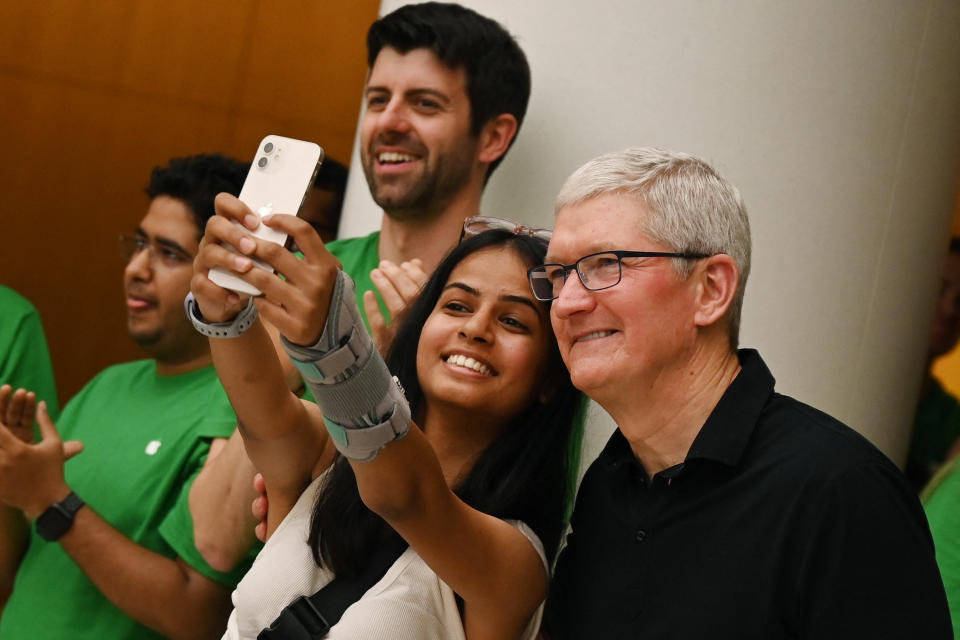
477, 113, 519, 166
693, 254, 739, 328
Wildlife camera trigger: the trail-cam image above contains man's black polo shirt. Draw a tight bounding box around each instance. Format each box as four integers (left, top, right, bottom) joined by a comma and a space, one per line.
545, 350, 950, 639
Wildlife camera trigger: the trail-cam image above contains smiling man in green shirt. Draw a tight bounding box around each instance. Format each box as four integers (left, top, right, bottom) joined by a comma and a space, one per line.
0, 154, 251, 639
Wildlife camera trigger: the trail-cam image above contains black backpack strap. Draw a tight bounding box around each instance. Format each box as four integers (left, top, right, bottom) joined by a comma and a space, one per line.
258, 537, 408, 640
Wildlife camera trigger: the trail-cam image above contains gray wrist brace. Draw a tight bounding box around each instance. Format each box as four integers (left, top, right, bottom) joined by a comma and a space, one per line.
282, 270, 411, 461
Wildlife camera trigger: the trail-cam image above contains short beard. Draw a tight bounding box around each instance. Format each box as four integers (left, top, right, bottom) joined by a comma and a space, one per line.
128, 327, 162, 349
128, 325, 209, 368
362, 138, 478, 222
372, 181, 449, 223
366, 171, 438, 221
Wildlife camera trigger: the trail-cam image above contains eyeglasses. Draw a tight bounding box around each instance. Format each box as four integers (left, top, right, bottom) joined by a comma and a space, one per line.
118, 233, 194, 268
459, 215, 552, 246
527, 250, 710, 301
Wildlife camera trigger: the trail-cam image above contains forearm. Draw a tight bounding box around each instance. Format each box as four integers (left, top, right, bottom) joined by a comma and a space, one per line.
262, 317, 309, 394
0, 505, 29, 614
189, 432, 258, 573
211, 319, 323, 482
352, 425, 448, 523
351, 427, 546, 627
57, 504, 231, 640
208, 319, 305, 441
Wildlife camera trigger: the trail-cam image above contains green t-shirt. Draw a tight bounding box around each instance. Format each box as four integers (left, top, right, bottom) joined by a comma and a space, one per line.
0, 286, 60, 420
0, 361, 240, 639
326, 230, 384, 328
923, 457, 960, 638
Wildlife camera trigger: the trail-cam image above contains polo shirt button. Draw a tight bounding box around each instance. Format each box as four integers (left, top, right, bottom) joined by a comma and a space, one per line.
635, 529, 646, 542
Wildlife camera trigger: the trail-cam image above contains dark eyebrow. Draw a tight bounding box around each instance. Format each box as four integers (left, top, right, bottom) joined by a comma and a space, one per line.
443, 282, 541, 314
444, 282, 479, 296
155, 238, 190, 256
134, 227, 191, 257
365, 85, 451, 104
499, 294, 541, 314
406, 88, 450, 104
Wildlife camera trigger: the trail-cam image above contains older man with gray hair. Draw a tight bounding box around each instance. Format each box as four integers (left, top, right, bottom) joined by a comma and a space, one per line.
538, 148, 950, 638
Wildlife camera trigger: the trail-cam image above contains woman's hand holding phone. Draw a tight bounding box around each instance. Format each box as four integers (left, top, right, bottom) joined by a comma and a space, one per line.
193, 192, 341, 347
207, 135, 323, 296
191, 194, 258, 323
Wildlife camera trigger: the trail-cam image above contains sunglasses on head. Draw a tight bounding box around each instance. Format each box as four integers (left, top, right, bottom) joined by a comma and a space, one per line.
459, 216, 552, 246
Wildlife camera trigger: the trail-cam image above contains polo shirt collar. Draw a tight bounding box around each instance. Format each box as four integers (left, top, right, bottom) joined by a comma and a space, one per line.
684, 348, 775, 468
599, 349, 776, 472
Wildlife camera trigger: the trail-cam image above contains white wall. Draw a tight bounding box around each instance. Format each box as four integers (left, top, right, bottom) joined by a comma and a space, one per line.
341, 0, 960, 469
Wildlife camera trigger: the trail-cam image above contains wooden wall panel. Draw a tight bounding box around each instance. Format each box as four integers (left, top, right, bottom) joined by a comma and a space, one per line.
0, 0, 380, 404
0, 2, 139, 82
118, 2, 256, 107
240, 4, 372, 123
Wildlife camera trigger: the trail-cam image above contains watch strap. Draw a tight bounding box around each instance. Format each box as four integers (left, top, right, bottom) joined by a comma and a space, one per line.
184, 292, 259, 338
36, 491, 85, 542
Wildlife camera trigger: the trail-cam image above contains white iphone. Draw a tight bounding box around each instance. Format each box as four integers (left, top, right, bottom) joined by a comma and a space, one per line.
209, 135, 324, 296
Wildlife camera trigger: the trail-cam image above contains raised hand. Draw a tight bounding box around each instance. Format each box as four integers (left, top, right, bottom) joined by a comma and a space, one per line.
190, 193, 260, 323
365, 258, 429, 355
0, 385, 37, 444
0, 401, 83, 518
247, 213, 342, 346
192, 193, 341, 346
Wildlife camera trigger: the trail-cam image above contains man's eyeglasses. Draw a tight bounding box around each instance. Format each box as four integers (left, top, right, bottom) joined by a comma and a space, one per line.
527, 250, 710, 301
118, 234, 193, 268
459, 216, 552, 246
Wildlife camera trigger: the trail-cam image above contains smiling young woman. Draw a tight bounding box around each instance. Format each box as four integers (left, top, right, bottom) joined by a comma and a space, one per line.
190, 210, 581, 639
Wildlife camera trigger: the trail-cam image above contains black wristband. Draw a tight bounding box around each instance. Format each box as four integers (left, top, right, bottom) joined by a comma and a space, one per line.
36, 492, 85, 542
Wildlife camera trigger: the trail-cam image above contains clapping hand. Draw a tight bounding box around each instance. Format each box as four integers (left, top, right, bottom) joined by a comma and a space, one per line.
0, 387, 83, 518
0, 385, 37, 444
365, 258, 428, 355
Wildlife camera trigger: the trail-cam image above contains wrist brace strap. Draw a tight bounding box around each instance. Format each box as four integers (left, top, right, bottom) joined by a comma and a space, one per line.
282, 271, 411, 461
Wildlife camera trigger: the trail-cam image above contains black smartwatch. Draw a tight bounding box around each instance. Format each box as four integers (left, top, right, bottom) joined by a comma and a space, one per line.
35, 492, 85, 542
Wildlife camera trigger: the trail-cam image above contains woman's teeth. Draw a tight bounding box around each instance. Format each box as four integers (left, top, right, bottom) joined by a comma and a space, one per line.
445, 354, 493, 376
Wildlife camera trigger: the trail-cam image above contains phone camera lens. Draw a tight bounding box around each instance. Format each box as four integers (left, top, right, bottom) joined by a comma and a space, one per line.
257, 157, 268, 169
263, 142, 275, 154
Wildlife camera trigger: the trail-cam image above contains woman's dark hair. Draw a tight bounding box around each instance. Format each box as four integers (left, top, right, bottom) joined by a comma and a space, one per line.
309, 229, 582, 577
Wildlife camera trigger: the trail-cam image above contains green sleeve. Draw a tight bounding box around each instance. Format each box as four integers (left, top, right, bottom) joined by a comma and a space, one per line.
0, 286, 60, 419
327, 231, 384, 329
157, 448, 261, 587
923, 458, 960, 639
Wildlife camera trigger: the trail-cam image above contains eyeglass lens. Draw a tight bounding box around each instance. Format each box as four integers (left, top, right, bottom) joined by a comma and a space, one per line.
118, 234, 191, 267
530, 252, 623, 300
